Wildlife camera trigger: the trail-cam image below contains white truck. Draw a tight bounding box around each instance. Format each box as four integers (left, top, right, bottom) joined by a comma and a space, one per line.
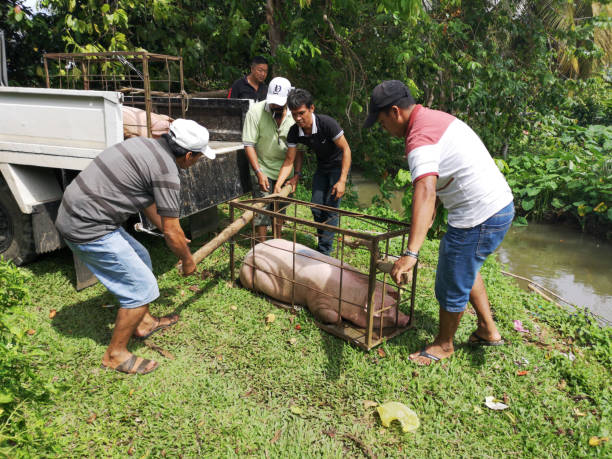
0, 86, 251, 287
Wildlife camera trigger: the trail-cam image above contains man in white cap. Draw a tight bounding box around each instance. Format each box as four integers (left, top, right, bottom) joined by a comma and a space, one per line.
55, 119, 215, 375
242, 76, 296, 241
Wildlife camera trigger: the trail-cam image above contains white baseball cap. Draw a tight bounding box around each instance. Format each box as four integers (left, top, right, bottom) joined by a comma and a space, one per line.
266, 77, 292, 106
169, 119, 215, 159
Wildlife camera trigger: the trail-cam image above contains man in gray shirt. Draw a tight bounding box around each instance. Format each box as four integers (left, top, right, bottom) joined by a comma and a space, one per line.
55, 119, 215, 375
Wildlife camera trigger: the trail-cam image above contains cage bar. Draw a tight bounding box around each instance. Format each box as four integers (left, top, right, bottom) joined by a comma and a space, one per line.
43, 51, 186, 138
229, 196, 418, 350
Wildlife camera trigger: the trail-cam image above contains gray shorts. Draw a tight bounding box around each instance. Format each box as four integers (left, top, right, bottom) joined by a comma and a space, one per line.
250, 174, 287, 226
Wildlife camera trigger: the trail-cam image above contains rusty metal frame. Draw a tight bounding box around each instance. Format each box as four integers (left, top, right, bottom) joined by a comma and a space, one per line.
43, 51, 186, 137
229, 197, 417, 351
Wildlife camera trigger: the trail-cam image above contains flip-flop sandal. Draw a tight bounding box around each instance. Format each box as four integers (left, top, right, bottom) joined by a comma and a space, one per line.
468, 332, 505, 347
410, 348, 441, 365
105, 355, 158, 375
134, 314, 179, 340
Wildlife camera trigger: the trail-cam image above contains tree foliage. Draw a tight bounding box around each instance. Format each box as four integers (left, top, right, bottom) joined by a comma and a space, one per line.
2, 0, 611, 232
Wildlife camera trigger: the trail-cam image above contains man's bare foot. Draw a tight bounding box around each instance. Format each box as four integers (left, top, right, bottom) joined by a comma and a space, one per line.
471, 325, 502, 343
102, 351, 158, 374
133, 313, 179, 339
409, 342, 454, 366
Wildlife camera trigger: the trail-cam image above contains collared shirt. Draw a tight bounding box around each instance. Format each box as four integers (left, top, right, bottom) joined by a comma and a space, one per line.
55, 137, 181, 243
242, 100, 295, 180
287, 114, 344, 170
405, 104, 513, 228
228, 76, 267, 102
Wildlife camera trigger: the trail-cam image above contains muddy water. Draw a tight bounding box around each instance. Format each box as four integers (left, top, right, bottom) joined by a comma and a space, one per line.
351, 173, 612, 324
497, 224, 612, 324
351, 173, 406, 214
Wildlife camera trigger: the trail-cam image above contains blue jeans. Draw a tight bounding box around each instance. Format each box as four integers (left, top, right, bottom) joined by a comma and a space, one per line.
435, 201, 514, 313
65, 227, 159, 309
311, 168, 342, 255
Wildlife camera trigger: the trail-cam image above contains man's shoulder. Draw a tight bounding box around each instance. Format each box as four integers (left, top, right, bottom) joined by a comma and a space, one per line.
316, 114, 342, 136
120, 136, 169, 155
246, 100, 267, 118
231, 76, 247, 88
113, 137, 177, 173
288, 123, 300, 136
413, 106, 455, 127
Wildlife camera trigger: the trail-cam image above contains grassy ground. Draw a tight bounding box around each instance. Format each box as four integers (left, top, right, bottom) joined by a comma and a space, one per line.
10, 200, 611, 458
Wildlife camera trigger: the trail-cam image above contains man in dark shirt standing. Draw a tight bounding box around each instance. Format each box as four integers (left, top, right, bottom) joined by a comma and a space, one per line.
55, 119, 214, 375
228, 56, 269, 102
275, 89, 352, 256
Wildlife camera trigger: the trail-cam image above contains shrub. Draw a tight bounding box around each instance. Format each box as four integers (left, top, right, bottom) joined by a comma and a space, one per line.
505, 113, 612, 236
0, 258, 51, 454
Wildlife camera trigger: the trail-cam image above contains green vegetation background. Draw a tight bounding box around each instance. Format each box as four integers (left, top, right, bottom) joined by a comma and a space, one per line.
1, 0, 611, 455
2, 0, 611, 235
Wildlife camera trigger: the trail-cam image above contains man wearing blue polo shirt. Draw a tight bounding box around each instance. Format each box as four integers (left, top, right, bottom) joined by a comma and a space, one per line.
275, 89, 352, 256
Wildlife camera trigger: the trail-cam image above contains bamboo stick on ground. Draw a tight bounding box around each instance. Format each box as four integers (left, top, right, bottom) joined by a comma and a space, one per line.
187, 184, 293, 268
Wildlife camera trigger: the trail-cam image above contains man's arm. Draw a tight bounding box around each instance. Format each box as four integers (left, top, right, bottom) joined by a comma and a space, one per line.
330, 135, 351, 199
274, 146, 301, 193
142, 203, 163, 232
391, 175, 438, 285
244, 145, 269, 192
288, 148, 304, 191
162, 216, 196, 276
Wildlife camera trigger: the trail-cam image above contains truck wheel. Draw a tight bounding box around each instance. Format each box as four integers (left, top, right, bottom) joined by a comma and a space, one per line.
0, 180, 36, 266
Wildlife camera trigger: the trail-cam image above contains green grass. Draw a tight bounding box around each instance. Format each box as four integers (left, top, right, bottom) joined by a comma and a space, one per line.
8, 201, 611, 458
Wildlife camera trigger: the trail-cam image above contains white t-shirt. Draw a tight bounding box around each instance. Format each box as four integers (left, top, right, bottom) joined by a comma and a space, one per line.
405, 105, 513, 228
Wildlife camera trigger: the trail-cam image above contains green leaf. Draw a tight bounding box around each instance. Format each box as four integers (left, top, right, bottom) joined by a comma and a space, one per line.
494, 158, 509, 173
0, 393, 14, 404
551, 198, 565, 209
394, 169, 412, 187
513, 216, 528, 226
522, 199, 535, 211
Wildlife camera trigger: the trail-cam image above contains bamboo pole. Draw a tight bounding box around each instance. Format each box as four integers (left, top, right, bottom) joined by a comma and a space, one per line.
188, 184, 293, 267
500, 270, 578, 309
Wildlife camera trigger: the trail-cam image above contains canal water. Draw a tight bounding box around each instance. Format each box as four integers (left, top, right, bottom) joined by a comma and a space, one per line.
350, 174, 612, 324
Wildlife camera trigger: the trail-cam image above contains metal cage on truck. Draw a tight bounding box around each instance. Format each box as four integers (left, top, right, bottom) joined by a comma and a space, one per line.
0, 52, 252, 289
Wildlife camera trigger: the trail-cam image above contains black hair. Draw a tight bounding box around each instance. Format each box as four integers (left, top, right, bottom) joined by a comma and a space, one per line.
382, 95, 415, 114
162, 133, 190, 158
251, 56, 268, 66
287, 88, 314, 111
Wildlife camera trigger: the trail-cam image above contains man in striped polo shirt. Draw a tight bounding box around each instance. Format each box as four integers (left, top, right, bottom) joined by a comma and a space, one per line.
364, 80, 514, 365
55, 119, 215, 375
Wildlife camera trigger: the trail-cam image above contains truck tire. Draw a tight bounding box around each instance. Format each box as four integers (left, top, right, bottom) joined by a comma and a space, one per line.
0, 180, 36, 266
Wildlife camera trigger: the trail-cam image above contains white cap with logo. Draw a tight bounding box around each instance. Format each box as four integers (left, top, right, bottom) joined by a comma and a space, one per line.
169, 119, 215, 159
266, 77, 292, 106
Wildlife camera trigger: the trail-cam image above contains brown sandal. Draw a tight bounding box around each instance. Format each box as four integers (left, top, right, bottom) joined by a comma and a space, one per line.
133, 314, 179, 340
106, 355, 158, 375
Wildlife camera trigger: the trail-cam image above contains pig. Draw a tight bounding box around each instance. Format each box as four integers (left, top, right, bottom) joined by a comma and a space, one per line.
239, 239, 410, 329
122, 106, 173, 139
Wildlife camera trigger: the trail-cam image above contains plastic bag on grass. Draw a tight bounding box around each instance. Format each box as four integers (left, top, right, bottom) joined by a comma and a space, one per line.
376, 402, 420, 432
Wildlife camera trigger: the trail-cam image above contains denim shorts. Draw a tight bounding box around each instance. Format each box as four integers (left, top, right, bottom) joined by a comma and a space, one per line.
65, 227, 159, 309
435, 201, 514, 313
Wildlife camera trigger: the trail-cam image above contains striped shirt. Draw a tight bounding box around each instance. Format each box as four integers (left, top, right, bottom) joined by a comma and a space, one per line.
55, 137, 181, 243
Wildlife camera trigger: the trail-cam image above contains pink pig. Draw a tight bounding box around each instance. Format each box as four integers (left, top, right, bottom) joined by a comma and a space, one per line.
240, 239, 410, 329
